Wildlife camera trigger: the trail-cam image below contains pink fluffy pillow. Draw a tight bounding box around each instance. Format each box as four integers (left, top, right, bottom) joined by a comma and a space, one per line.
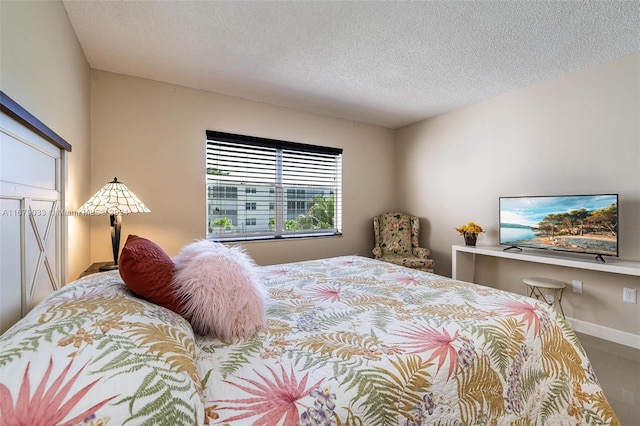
172, 240, 266, 341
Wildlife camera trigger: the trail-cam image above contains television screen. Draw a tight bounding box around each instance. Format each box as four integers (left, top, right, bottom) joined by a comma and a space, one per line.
499, 194, 618, 259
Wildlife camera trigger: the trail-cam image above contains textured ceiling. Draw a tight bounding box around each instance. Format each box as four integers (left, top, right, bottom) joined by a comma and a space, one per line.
63, 1, 640, 129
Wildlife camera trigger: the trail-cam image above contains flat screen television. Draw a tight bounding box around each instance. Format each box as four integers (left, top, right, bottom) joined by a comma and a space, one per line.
499, 194, 618, 261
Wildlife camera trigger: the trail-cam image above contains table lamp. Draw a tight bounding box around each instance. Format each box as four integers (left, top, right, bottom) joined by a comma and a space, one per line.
77, 177, 150, 271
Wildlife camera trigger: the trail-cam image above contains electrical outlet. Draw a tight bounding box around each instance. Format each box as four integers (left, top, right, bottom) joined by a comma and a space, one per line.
623, 288, 637, 304
572, 280, 583, 294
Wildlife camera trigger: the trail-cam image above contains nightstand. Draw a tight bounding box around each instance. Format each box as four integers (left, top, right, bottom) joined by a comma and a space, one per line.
79, 262, 115, 279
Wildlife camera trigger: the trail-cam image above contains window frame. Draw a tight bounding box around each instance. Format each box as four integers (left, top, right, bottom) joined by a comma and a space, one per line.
206, 131, 342, 242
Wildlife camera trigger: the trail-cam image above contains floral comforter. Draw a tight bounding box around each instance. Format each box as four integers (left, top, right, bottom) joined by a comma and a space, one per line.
0, 271, 204, 426
198, 256, 618, 426
0, 256, 618, 425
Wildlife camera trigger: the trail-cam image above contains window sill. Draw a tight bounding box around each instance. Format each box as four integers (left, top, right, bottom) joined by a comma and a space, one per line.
209, 232, 342, 243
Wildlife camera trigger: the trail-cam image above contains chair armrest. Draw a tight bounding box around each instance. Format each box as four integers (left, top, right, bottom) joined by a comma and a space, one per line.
413, 247, 430, 259
372, 247, 382, 258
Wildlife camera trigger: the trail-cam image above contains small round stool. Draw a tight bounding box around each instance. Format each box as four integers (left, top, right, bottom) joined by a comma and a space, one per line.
523, 277, 566, 317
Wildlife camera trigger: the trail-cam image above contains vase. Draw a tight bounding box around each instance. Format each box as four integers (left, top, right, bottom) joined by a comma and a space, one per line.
463, 232, 477, 246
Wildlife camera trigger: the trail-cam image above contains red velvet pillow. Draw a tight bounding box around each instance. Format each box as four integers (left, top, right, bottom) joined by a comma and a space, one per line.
119, 235, 182, 314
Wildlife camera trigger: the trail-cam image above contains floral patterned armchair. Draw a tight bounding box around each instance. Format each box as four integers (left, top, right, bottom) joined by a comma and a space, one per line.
372, 212, 435, 272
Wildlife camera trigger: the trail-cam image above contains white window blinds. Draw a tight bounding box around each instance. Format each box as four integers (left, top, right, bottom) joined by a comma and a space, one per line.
206, 131, 342, 241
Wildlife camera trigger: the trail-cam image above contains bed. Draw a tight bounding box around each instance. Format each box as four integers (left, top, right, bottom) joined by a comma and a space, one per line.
0, 255, 619, 425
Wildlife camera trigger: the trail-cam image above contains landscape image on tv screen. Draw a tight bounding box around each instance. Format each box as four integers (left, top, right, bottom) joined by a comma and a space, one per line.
499, 194, 618, 257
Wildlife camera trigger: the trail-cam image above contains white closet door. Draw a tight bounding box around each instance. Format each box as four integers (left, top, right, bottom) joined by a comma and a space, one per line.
1, 111, 65, 334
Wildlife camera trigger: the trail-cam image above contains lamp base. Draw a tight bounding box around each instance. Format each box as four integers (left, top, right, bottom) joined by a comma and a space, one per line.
99, 263, 119, 272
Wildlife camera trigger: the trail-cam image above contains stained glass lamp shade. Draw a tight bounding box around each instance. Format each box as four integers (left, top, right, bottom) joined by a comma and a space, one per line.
77, 177, 150, 271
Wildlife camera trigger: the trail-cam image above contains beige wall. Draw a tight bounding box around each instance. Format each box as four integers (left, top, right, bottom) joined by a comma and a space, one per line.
88, 70, 396, 264
395, 53, 640, 337
0, 0, 92, 280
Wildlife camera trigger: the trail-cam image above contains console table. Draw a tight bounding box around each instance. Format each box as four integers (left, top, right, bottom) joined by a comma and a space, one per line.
452, 245, 640, 282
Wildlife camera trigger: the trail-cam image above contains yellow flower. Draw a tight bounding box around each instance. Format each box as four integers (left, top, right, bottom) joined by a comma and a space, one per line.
455, 221, 484, 235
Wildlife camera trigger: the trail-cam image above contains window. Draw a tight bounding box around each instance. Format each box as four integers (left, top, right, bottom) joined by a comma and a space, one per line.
206, 131, 342, 241
209, 186, 237, 199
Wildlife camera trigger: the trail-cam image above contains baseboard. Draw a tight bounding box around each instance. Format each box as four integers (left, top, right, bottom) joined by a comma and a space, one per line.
565, 316, 640, 350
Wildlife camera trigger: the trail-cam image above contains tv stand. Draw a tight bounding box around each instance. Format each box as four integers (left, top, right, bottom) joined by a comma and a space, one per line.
452, 245, 640, 281
503, 246, 522, 252
595, 254, 606, 264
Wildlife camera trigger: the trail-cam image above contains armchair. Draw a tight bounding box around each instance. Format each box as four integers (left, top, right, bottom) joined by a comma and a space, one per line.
372, 212, 435, 272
